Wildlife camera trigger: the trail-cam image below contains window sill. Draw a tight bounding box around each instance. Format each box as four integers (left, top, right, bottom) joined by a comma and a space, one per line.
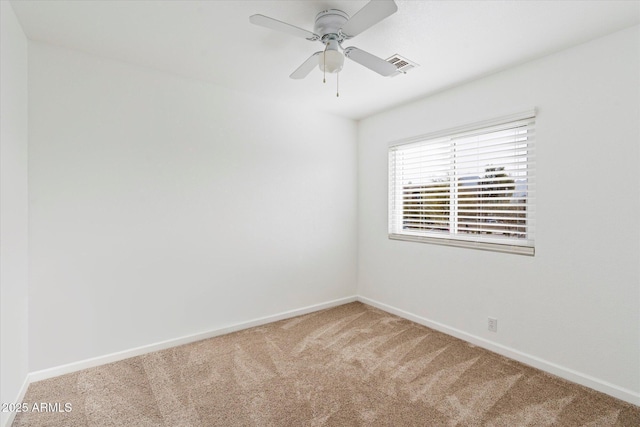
388, 233, 535, 256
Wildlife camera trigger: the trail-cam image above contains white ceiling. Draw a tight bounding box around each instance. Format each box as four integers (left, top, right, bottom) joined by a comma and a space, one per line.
10, 0, 640, 120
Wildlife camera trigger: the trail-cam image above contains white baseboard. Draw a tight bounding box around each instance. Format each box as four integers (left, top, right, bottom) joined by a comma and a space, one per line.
357, 296, 640, 406
16, 294, 640, 413
28, 295, 357, 383
1, 375, 30, 427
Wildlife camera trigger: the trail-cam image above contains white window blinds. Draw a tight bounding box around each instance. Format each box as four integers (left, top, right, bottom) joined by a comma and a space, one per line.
388, 111, 536, 255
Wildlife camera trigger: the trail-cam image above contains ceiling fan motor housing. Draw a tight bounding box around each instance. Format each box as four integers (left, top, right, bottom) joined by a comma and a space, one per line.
314, 9, 349, 42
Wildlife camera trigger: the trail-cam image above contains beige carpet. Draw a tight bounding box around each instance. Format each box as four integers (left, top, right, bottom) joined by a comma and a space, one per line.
12, 302, 640, 426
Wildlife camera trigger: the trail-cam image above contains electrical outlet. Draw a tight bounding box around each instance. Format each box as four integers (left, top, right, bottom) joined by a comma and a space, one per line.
488, 317, 498, 333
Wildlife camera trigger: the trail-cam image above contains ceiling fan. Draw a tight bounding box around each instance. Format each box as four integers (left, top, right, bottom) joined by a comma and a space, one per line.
249, 0, 401, 92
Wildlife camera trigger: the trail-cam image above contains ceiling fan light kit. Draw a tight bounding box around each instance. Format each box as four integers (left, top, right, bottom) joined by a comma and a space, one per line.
319, 38, 344, 73
249, 0, 406, 97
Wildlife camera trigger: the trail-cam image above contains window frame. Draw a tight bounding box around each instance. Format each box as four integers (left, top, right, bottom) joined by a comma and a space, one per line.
388, 110, 536, 256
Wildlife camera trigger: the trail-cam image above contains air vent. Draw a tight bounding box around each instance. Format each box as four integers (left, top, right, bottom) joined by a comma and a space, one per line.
386, 54, 419, 76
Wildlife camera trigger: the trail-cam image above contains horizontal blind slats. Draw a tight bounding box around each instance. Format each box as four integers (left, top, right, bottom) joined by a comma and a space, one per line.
389, 113, 536, 255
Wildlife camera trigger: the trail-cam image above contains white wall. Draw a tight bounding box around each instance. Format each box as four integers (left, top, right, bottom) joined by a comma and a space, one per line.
358, 26, 640, 402
28, 42, 357, 371
0, 2, 30, 426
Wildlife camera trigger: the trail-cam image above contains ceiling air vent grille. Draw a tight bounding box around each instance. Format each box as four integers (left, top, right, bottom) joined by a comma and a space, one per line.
386, 54, 419, 76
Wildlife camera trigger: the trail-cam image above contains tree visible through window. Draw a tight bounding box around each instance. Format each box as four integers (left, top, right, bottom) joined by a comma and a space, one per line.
389, 112, 535, 255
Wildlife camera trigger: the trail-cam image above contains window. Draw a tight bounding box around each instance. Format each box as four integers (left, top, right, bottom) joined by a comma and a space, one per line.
388, 111, 535, 255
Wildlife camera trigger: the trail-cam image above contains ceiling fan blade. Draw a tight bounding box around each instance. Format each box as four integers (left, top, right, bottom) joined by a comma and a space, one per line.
344, 47, 398, 76
290, 52, 323, 79
250, 14, 320, 41
340, 0, 398, 38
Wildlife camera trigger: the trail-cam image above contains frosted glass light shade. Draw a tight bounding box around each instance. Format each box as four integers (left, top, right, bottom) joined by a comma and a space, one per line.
319, 49, 344, 73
